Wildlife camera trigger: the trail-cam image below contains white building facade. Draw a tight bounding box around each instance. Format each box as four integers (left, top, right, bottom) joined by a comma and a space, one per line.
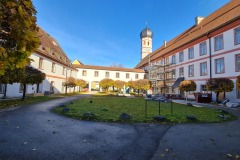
135, 0, 240, 102
74, 63, 145, 91
0, 28, 78, 98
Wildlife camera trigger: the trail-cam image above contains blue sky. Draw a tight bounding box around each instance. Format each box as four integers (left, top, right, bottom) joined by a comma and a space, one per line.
33, 0, 229, 68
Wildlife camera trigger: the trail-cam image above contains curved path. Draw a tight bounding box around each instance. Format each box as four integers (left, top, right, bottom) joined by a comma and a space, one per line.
0, 95, 239, 160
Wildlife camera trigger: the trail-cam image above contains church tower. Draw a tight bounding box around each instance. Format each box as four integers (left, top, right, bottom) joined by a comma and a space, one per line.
140, 24, 153, 60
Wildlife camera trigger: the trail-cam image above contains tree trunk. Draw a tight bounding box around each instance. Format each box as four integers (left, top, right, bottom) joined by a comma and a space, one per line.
185, 91, 188, 101
3, 84, 7, 99
223, 92, 226, 99
74, 87, 75, 93
21, 84, 27, 101
138, 89, 139, 95
36, 83, 39, 93
65, 86, 67, 95
216, 92, 219, 103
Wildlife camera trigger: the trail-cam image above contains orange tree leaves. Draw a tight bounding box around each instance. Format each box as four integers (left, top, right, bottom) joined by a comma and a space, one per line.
99, 78, 114, 91
178, 80, 196, 92
206, 78, 234, 93
114, 80, 126, 91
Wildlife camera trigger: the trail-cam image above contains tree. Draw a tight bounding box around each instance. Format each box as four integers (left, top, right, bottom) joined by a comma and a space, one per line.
157, 81, 168, 94
127, 80, 135, 93
0, 67, 24, 98
0, 0, 39, 76
206, 78, 234, 102
20, 66, 46, 100
63, 77, 76, 94
99, 78, 114, 92
76, 79, 87, 92
134, 79, 150, 95
178, 80, 196, 101
109, 63, 124, 68
114, 80, 126, 93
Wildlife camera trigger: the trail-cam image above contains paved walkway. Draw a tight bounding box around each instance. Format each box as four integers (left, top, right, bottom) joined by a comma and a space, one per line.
0, 95, 239, 160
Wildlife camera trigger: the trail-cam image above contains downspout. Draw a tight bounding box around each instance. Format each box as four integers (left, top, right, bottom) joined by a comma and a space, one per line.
207, 33, 212, 80
207, 33, 213, 97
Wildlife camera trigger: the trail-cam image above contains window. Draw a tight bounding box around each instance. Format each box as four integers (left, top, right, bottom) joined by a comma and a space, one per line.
94, 71, 99, 77
116, 72, 120, 78
188, 47, 194, 59
179, 67, 184, 77
51, 63, 55, 73
105, 72, 109, 78
19, 83, 24, 93
215, 58, 225, 74
200, 62, 207, 76
39, 58, 44, 69
236, 54, 240, 72
237, 89, 240, 98
82, 70, 87, 76
179, 51, 184, 62
135, 74, 139, 79
0, 83, 3, 93
235, 27, 240, 45
199, 42, 207, 56
214, 35, 224, 51
126, 73, 129, 79
62, 67, 65, 75
188, 65, 194, 77
201, 85, 207, 92
172, 69, 176, 78
165, 57, 169, 65
172, 55, 176, 64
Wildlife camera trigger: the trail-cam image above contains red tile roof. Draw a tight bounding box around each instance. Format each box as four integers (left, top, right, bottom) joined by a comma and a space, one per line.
73, 64, 145, 73
135, 0, 240, 68
36, 27, 76, 70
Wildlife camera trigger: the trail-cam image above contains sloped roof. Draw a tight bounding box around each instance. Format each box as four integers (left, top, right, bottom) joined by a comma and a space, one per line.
36, 27, 76, 69
72, 59, 84, 65
73, 64, 145, 73
135, 0, 240, 68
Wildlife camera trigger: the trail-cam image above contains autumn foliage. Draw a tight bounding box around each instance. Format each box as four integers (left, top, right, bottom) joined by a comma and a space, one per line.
0, 0, 39, 75
134, 79, 150, 95
206, 78, 234, 102
114, 80, 126, 92
178, 80, 196, 92
76, 79, 87, 91
99, 78, 114, 91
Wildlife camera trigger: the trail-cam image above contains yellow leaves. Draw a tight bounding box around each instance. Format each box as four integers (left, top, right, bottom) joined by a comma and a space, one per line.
179, 80, 196, 92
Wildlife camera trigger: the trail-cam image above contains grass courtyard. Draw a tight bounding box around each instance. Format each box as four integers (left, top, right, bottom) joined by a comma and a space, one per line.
53, 96, 237, 123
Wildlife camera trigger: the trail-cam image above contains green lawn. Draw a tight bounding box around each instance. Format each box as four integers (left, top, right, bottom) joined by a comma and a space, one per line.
0, 96, 60, 110
53, 96, 237, 123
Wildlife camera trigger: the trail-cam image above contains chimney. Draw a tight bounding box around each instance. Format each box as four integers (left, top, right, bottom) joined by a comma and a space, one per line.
195, 16, 204, 25
164, 40, 167, 48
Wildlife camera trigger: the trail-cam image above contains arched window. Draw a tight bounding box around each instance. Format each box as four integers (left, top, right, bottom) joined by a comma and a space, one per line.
143, 41, 146, 45
148, 42, 150, 46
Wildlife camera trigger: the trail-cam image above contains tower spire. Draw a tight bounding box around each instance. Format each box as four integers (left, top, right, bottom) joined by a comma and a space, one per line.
146, 21, 148, 28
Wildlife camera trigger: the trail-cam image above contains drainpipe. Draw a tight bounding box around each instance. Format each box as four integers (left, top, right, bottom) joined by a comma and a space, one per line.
207, 33, 213, 97
207, 34, 212, 80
